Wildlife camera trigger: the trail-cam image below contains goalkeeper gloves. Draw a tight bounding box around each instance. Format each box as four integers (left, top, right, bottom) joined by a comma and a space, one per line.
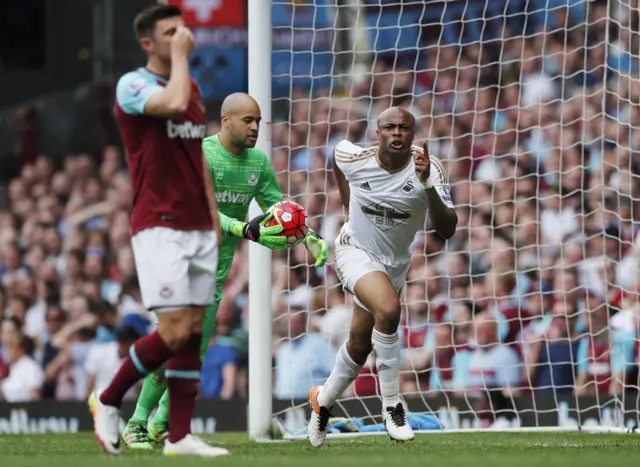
230, 213, 288, 251
304, 229, 329, 268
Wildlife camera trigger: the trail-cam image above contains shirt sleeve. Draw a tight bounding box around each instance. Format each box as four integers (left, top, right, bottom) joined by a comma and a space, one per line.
452, 351, 471, 390
428, 155, 454, 208
611, 330, 636, 373
334, 140, 372, 182
576, 336, 589, 375
116, 71, 163, 116
221, 345, 237, 366
256, 156, 284, 212
218, 211, 241, 236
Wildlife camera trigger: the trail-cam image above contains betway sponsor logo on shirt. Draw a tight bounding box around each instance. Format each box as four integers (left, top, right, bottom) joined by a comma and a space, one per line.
167, 120, 206, 139
216, 190, 251, 204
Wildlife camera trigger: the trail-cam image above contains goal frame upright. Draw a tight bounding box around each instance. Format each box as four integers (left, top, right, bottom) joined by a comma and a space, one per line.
247, 0, 274, 442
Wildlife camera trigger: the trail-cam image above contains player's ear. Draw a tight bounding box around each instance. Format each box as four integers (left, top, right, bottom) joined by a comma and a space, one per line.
140, 37, 153, 54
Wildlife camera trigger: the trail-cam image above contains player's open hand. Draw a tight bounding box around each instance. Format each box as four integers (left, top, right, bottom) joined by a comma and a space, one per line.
304, 229, 329, 268
414, 142, 433, 189
171, 26, 195, 58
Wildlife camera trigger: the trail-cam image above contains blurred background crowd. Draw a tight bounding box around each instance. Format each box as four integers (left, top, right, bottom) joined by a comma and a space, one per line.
1, 0, 640, 426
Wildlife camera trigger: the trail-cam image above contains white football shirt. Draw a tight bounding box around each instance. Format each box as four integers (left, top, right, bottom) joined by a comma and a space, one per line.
85, 342, 140, 400
1, 355, 44, 402
334, 140, 453, 266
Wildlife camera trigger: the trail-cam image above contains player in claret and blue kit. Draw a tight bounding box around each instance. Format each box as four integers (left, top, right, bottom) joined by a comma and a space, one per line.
88, 4, 228, 458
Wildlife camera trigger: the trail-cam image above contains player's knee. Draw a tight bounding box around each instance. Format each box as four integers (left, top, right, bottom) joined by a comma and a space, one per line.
189, 306, 205, 333
373, 299, 402, 331
157, 314, 192, 349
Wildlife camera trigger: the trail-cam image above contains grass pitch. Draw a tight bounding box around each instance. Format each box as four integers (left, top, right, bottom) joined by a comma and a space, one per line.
1, 432, 640, 467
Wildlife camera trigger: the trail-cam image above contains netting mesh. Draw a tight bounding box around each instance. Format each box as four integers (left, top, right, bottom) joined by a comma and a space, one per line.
268, 0, 640, 433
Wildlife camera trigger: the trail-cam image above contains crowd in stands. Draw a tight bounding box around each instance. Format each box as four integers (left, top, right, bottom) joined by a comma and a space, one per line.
0, 1, 639, 424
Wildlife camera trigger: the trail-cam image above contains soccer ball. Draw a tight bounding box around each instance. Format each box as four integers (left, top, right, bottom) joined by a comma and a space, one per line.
266, 200, 309, 247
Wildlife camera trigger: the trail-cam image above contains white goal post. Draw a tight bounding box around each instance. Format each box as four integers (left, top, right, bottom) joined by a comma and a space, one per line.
248, 0, 640, 440
248, 0, 275, 441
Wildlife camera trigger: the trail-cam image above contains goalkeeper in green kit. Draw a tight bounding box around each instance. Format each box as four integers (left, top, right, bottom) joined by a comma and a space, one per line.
122, 93, 329, 449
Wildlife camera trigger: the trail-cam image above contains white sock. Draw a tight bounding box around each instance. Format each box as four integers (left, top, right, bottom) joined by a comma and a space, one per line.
372, 328, 402, 408
318, 342, 363, 408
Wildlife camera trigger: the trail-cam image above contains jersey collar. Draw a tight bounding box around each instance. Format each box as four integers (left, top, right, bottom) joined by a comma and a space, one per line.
375, 149, 412, 174
139, 67, 168, 84
214, 134, 246, 158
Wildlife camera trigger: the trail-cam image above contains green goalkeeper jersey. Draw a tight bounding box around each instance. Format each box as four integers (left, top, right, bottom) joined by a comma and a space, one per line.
203, 134, 284, 264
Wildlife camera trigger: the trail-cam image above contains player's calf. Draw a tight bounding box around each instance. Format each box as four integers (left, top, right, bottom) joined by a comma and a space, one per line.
309, 344, 368, 447
309, 306, 373, 448
352, 273, 412, 440
166, 333, 201, 442
345, 334, 372, 366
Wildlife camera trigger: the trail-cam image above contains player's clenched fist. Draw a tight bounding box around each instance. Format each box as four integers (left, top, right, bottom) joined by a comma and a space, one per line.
414, 141, 433, 189
171, 26, 195, 57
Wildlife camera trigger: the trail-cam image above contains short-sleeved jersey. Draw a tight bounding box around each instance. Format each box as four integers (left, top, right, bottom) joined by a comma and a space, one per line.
115, 67, 211, 236
335, 139, 453, 267
202, 134, 283, 262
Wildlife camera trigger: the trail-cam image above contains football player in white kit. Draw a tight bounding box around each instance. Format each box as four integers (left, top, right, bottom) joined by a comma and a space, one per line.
307, 107, 457, 446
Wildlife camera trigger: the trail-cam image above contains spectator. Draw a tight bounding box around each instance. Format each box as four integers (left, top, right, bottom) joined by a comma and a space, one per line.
0, 335, 43, 402
274, 311, 334, 399
576, 306, 613, 395
200, 337, 238, 400
85, 324, 143, 399
484, 267, 527, 346
44, 313, 97, 400
200, 297, 239, 400
40, 305, 67, 398
0, 316, 22, 365
465, 312, 521, 395
525, 301, 581, 394
316, 286, 353, 351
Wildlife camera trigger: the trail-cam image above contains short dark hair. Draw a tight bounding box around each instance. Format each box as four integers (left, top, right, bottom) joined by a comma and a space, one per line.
19, 335, 35, 357
133, 4, 182, 40
89, 299, 116, 317
116, 325, 143, 343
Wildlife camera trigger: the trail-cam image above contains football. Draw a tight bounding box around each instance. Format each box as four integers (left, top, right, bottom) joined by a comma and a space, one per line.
266, 200, 309, 247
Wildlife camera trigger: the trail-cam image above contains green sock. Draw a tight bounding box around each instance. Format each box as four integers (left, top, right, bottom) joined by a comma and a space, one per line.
129, 369, 167, 425
153, 390, 170, 427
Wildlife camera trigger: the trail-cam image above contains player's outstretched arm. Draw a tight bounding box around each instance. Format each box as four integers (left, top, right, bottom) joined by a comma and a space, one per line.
144, 26, 194, 117
415, 142, 458, 240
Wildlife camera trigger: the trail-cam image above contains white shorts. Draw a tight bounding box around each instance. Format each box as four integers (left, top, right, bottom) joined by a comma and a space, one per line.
131, 227, 218, 311
333, 240, 409, 312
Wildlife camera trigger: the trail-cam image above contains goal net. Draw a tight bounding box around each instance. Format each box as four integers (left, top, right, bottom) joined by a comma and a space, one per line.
259, 0, 640, 437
